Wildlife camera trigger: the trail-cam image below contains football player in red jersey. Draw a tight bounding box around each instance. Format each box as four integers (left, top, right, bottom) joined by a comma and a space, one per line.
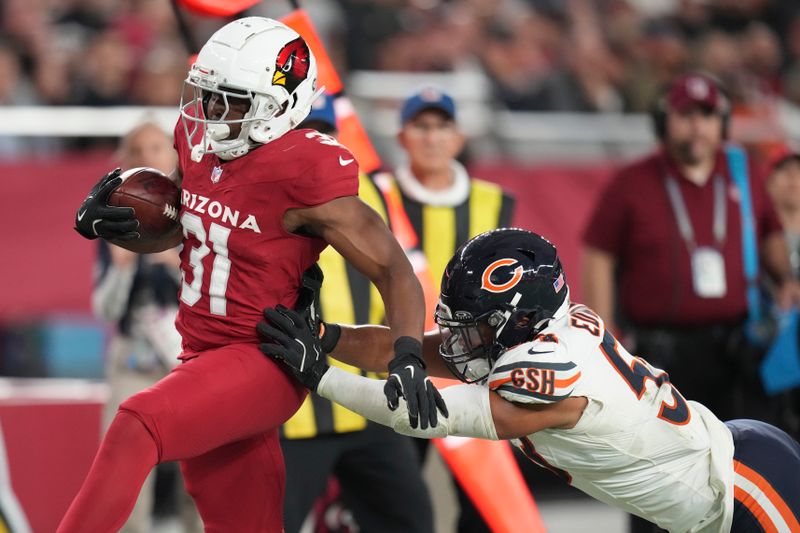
66, 17, 446, 532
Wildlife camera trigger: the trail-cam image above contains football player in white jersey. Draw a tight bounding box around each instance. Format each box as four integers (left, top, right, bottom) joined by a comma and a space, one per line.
259, 228, 800, 533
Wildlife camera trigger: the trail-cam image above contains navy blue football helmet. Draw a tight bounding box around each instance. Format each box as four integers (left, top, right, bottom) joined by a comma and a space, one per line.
434, 228, 569, 383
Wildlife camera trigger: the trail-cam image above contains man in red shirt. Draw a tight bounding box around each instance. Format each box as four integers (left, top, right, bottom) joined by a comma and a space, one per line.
583, 72, 800, 531
65, 17, 445, 532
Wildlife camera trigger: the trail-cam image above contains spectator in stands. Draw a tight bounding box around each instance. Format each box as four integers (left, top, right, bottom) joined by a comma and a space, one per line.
742, 22, 783, 97
93, 120, 202, 533
75, 30, 135, 106
281, 94, 434, 533
622, 21, 690, 112
0, 43, 26, 106
479, 12, 560, 111
530, 35, 625, 112
0, 41, 63, 158
131, 46, 186, 106
582, 72, 800, 533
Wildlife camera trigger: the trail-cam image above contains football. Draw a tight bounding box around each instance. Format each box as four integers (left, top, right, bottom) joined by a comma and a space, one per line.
108, 167, 182, 253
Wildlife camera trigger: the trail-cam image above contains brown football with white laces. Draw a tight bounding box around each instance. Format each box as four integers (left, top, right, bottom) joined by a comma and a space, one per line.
109, 167, 181, 253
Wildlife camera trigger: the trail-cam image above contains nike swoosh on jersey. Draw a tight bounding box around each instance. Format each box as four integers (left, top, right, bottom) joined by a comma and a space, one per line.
338, 156, 354, 166
527, 349, 554, 356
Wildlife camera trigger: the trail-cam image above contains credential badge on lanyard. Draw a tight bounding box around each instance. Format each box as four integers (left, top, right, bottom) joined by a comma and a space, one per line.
664, 174, 728, 298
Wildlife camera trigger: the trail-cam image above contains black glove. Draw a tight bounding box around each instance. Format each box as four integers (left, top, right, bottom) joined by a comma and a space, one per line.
258, 265, 329, 390
289, 263, 342, 352
74, 168, 140, 241
258, 305, 329, 391
384, 337, 448, 430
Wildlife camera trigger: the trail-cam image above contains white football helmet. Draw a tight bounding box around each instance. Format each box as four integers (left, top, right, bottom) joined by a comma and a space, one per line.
180, 17, 322, 162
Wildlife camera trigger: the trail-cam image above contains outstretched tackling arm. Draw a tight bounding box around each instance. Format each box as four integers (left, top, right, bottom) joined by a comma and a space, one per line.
329, 324, 453, 379
259, 307, 586, 440
316, 360, 586, 440
283, 195, 446, 429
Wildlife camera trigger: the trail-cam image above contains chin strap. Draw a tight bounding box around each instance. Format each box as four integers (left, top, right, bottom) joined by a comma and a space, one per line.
190, 135, 252, 162
290, 85, 326, 128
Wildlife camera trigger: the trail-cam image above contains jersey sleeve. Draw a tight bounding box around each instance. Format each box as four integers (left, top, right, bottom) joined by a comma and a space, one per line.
290, 135, 360, 208
488, 337, 581, 404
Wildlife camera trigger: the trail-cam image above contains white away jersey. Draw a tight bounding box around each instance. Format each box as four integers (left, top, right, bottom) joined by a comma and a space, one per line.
488, 303, 735, 532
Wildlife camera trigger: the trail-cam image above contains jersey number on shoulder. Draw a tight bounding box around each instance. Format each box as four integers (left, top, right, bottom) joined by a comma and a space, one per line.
570, 310, 601, 336
600, 331, 690, 426
305, 130, 343, 148
180, 212, 231, 316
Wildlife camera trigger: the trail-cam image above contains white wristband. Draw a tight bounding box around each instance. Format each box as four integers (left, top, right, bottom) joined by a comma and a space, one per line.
317, 367, 498, 440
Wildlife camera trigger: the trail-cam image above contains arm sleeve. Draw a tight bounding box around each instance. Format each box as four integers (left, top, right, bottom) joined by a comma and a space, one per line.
290, 141, 360, 208
488, 341, 581, 404
316, 367, 499, 440
583, 172, 630, 255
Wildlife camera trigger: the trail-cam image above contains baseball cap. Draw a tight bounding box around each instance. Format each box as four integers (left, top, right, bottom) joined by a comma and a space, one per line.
665, 73, 728, 114
302, 92, 337, 131
400, 86, 456, 124
769, 143, 800, 171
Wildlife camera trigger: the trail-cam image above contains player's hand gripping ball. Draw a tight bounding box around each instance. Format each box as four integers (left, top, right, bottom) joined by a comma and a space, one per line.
75, 167, 181, 253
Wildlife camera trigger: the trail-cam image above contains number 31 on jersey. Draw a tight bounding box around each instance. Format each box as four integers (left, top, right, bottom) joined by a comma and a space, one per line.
180, 212, 231, 316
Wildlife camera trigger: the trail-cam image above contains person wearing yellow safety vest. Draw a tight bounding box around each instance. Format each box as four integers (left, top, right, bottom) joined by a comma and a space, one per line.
381, 87, 515, 533
280, 93, 435, 533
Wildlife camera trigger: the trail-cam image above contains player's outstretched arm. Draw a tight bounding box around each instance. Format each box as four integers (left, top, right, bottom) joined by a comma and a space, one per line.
259, 304, 582, 439
317, 369, 586, 440
327, 324, 454, 379
284, 196, 446, 429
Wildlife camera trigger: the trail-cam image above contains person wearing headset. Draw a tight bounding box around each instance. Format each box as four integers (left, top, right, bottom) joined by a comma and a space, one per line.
582, 72, 800, 532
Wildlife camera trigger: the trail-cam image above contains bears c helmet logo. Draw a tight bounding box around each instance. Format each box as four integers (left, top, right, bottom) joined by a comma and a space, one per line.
481, 258, 523, 293
272, 37, 310, 93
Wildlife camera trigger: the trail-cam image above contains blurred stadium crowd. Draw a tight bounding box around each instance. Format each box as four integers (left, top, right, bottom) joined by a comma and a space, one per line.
4, 0, 800, 115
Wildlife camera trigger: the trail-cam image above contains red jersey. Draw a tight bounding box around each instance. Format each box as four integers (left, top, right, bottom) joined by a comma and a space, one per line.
583, 148, 781, 326
172, 123, 359, 351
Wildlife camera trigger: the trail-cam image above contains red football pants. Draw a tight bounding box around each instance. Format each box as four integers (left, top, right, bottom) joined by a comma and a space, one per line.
58, 343, 306, 533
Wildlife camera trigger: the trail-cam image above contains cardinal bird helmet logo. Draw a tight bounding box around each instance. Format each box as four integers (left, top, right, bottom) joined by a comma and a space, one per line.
272, 37, 311, 94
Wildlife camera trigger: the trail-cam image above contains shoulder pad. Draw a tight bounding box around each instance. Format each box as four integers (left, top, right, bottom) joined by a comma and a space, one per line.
488, 339, 580, 404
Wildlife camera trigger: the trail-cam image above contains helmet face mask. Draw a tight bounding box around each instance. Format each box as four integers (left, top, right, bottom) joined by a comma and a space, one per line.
179, 17, 321, 162
180, 74, 282, 160
436, 306, 506, 383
